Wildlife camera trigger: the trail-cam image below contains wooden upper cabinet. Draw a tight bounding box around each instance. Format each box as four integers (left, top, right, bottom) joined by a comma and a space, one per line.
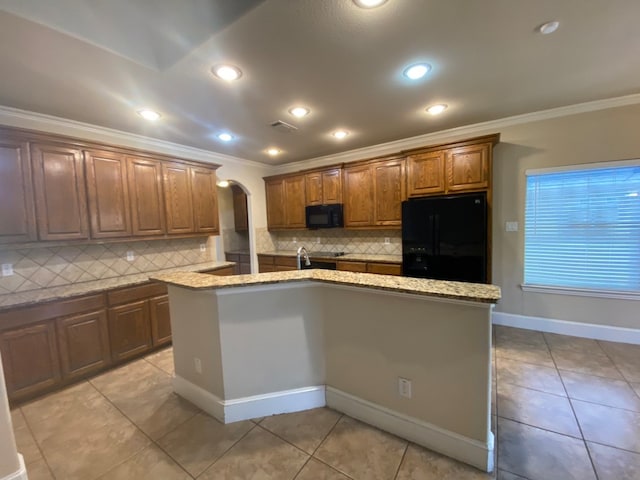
127, 156, 166, 236
305, 168, 342, 205
264, 174, 306, 230
231, 184, 248, 232
191, 166, 219, 234
84, 149, 132, 239
265, 179, 286, 229
0, 137, 36, 243
343, 164, 374, 227
305, 172, 323, 205
373, 158, 405, 226
31, 142, 89, 240
163, 162, 194, 234
407, 150, 445, 197
284, 175, 306, 228
446, 143, 490, 192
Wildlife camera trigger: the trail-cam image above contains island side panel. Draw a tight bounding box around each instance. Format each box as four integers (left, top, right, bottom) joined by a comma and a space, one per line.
167, 286, 225, 399
323, 286, 492, 443
216, 283, 325, 399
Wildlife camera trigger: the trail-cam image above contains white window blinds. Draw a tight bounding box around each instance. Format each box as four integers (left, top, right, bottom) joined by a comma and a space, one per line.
524, 163, 640, 293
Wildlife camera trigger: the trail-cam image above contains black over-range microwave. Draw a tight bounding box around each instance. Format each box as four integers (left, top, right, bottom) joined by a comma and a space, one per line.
305, 204, 343, 229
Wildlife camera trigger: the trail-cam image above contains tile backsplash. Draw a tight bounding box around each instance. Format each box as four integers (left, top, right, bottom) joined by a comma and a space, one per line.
269, 229, 401, 255
0, 238, 211, 295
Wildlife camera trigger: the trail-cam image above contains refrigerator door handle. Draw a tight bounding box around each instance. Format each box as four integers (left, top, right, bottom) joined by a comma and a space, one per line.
434, 214, 440, 255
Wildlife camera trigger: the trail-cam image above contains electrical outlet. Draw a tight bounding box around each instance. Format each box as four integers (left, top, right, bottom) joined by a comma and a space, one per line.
1, 263, 13, 277
292, 237, 297, 244
200, 243, 206, 252
316, 237, 321, 244
126, 251, 135, 261
384, 237, 390, 245
398, 377, 412, 398
194, 358, 202, 374
505, 221, 519, 232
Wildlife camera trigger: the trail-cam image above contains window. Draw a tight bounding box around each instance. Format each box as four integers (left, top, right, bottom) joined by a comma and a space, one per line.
524, 161, 640, 296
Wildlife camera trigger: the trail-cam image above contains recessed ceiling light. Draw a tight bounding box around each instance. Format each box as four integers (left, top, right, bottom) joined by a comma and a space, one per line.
267, 148, 281, 156
217, 133, 234, 142
426, 104, 448, 115
332, 130, 349, 139
403, 63, 431, 80
212, 64, 242, 81
289, 106, 310, 118
217, 180, 230, 188
353, 0, 387, 8
538, 21, 560, 35
137, 109, 161, 121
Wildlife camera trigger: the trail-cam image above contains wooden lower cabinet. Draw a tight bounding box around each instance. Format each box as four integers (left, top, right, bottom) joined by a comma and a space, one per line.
337, 260, 401, 276
108, 300, 152, 362
0, 322, 62, 402
150, 295, 171, 347
57, 309, 110, 381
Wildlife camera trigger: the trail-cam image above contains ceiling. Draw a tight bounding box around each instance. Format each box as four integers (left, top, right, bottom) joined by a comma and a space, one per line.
0, 0, 639, 166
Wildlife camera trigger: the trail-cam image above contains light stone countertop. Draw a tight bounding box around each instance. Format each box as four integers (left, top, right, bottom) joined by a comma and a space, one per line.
152, 269, 501, 304
258, 250, 402, 264
0, 261, 235, 311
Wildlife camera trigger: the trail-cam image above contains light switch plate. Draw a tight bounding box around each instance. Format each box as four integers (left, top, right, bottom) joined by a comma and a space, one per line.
1, 263, 13, 276
505, 221, 519, 232
199, 243, 206, 252
126, 251, 135, 261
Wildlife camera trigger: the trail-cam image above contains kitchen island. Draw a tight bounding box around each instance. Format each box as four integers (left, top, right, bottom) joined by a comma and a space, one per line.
152, 269, 500, 472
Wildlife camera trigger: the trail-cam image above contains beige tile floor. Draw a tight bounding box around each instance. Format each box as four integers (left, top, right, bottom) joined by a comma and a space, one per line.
9, 326, 640, 480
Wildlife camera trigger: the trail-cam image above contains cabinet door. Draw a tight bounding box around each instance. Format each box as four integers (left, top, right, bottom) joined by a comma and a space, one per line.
108, 300, 152, 362
0, 137, 36, 243
231, 185, 248, 232
343, 165, 374, 227
149, 295, 171, 347
84, 149, 132, 238
367, 262, 402, 276
336, 260, 367, 273
305, 172, 323, 205
0, 322, 61, 401
446, 143, 490, 192
191, 166, 219, 234
322, 169, 342, 204
284, 175, 306, 228
127, 156, 166, 236
57, 310, 110, 381
407, 151, 445, 197
265, 179, 286, 229
373, 158, 405, 226
163, 162, 194, 234
31, 142, 89, 240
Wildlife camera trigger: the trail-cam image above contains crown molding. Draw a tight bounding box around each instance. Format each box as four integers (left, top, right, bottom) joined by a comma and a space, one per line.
0, 105, 270, 170
274, 93, 640, 174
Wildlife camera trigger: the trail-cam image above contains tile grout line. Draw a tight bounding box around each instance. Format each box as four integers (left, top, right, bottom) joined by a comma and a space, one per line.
392, 442, 409, 480
542, 332, 601, 480
595, 339, 640, 398
14, 406, 58, 480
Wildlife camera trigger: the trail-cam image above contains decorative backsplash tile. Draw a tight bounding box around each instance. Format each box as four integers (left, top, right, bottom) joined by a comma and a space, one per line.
255, 227, 276, 253
222, 228, 250, 252
0, 238, 211, 295
269, 229, 402, 255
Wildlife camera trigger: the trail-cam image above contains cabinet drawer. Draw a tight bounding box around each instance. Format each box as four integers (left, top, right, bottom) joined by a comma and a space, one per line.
108, 282, 168, 306
257, 255, 275, 265
337, 261, 367, 273
275, 256, 297, 267
367, 263, 402, 276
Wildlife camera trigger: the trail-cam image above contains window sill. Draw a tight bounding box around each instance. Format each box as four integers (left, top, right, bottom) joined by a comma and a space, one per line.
520, 284, 640, 300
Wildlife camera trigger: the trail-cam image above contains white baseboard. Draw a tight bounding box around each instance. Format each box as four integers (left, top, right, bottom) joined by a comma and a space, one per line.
223, 385, 326, 423
173, 376, 326, 423
492, 312, 640, 345
173, 376, 226, 422
325, 387, 494, 473
2, 454, 27, 480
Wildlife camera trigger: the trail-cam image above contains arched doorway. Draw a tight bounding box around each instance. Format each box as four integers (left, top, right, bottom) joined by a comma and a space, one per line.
216, 180, 253, 273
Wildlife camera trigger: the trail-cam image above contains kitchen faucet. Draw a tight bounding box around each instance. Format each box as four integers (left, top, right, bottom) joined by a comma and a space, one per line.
296, 246, 311, 270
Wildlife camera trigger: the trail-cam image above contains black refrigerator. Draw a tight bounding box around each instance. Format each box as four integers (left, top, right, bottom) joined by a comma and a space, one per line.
402, 192, 487, 283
